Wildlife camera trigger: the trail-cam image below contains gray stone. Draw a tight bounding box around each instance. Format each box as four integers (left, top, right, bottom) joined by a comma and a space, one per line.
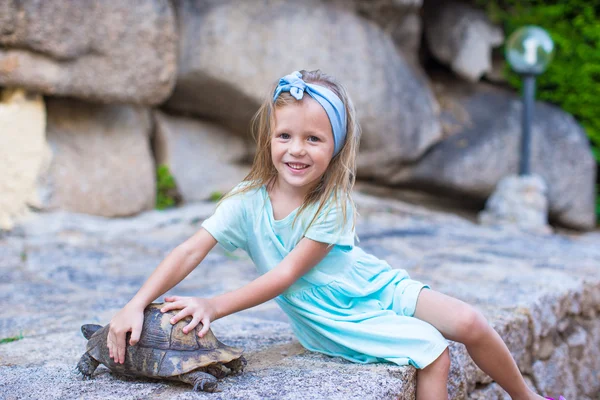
2, 190, 600, 399
0, 0, 177, 105
478, 175, 550, 233
424, 0, 503, 81
470, 376, 536, 400
469, 382, 511, 400
447, 342, 469, 399
536, 334, 557, 360
167, 0, 442, 164
580, 281, 600, 318
39, 98, 155, 217
378, 82, 596, 230
153, 111, 249, 202
488, 309, 533, 374
326, 0, 423, 64
569, 320, 600, 396
17, 202, 216, 240
526, 282, 582, 358
532, 343, 578, 399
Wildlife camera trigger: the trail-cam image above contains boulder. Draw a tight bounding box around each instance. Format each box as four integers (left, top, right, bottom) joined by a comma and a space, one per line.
532, 343, 578, 399
327, 0, 424, 65
424, 0, 503, 82
568, 320, 600, 397
39, 98, 155, 217
166, 0, 442, 163
0, 89, 49, 230
153, 111, 249, 202
0, 0, 177, 105
364, 82, 596, 230
478, 174, 551, 233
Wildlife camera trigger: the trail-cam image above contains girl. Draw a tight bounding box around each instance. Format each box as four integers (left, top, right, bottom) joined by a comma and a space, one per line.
107, 70, 553, 399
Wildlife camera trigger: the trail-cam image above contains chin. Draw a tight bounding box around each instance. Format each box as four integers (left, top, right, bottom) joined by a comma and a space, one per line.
280, 175, 316, 189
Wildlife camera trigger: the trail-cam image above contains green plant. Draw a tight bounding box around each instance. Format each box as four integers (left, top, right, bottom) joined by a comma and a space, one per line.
156, 164, 177, 210
478, 1, 600, 222
209, 191, 224, 202
1, 332, 23, 344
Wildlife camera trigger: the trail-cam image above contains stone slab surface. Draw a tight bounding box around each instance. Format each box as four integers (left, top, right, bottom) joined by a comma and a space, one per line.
1, 192, 599, 399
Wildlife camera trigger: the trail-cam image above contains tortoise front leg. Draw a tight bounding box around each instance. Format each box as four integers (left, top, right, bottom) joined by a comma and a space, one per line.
178, 370, 218, 392
76, 353, 100, 379
225, 356, 247, 374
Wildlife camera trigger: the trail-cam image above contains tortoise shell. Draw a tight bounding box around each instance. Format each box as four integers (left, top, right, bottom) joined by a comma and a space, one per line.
85, 303, 243, 378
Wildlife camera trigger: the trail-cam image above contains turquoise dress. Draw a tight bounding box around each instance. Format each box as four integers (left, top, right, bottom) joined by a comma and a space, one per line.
202, 184, 448, 369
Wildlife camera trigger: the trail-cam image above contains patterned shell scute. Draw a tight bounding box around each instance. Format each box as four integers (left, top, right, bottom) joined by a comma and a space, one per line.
170, 321, 220, 351
169, 320, 200, 350
137, 305, 172, 350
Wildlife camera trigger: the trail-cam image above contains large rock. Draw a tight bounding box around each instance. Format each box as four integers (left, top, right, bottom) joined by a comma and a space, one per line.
478, 174, 551, 233
0, 0, 177, 105
424, 0, 503, 82
363, 82, 596, 230
532, 343, 578, 399
568, 320, 600, 397
0, 89, 49, 230
166, 0, 442, 163
39, 98, 155, 217
153, 111, 249, 202
327, 0, 424, 65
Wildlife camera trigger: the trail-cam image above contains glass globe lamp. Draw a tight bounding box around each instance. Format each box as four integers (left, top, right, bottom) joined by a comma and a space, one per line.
505, 26, 555, 75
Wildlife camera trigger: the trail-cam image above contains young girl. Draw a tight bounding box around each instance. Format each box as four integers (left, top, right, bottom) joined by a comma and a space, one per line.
107, 70, 553, 399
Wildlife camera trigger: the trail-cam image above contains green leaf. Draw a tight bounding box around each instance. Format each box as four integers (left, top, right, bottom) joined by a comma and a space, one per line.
155, 164, 178, 210
209, 191, 224, 202
1, 332, 24, 344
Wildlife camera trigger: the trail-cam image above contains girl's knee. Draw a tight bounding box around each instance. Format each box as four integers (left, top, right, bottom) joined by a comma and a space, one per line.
456, 306, 489, 344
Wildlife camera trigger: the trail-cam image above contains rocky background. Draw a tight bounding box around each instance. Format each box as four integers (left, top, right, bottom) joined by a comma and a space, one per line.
0, 0, 596, 231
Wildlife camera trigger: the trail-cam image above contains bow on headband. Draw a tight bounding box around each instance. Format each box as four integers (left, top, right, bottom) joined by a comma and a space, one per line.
273, 71, 347, 157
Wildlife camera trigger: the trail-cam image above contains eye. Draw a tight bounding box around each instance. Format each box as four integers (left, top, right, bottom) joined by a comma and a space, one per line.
307, 136, 320, 142
278, 133, 290, 139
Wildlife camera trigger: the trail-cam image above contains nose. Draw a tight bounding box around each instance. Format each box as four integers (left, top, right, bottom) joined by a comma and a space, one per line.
288, 138, 306, 156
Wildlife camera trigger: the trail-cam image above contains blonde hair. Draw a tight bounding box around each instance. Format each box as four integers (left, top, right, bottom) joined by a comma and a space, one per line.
221, 69, 361, 235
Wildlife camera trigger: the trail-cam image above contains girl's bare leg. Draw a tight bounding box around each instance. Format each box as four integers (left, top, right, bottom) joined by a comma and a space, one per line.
414, 289, 545, 400
416, 348, 451, 400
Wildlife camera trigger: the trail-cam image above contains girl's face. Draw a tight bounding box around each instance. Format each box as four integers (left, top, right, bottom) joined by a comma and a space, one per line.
271, 97, 335, 196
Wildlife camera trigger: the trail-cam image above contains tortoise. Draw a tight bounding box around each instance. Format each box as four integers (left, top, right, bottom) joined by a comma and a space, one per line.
76, 303, 246, 392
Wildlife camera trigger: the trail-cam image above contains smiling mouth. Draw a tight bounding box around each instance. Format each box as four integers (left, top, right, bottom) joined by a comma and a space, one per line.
286, 163, 310, 170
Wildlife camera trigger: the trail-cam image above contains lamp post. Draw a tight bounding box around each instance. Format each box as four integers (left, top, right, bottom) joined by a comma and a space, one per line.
505, 26, 555, 175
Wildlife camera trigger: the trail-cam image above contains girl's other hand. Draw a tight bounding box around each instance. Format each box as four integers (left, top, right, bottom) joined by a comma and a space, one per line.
107, 303, 145, 365
161, 296, 216, 338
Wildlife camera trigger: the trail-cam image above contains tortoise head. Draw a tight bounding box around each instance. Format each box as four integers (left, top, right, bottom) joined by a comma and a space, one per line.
81, 324, 103, 340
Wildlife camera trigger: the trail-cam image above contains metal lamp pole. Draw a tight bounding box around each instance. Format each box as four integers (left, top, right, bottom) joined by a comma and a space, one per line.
520, 74, 536, 175
505, 26, 554, 176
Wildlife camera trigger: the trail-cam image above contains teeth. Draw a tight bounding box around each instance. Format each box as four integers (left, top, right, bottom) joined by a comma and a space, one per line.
288, 163, 308, 170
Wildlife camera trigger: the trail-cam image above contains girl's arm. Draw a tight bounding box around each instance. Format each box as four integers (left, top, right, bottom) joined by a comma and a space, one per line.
161, 237, 332, 336
107, 228, 217, 364
213, 237, 331, 317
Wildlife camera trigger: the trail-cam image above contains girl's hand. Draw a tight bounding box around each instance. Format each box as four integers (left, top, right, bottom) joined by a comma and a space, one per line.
161, 296, 216, 338
107, 303, 145, 364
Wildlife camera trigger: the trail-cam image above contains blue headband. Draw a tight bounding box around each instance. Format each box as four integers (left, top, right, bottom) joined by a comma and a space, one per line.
273, 71, 347, 157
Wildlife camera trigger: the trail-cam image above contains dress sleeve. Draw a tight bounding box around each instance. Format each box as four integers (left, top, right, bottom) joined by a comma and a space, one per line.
304, 201, 355, 248
201, 192, 247, 252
